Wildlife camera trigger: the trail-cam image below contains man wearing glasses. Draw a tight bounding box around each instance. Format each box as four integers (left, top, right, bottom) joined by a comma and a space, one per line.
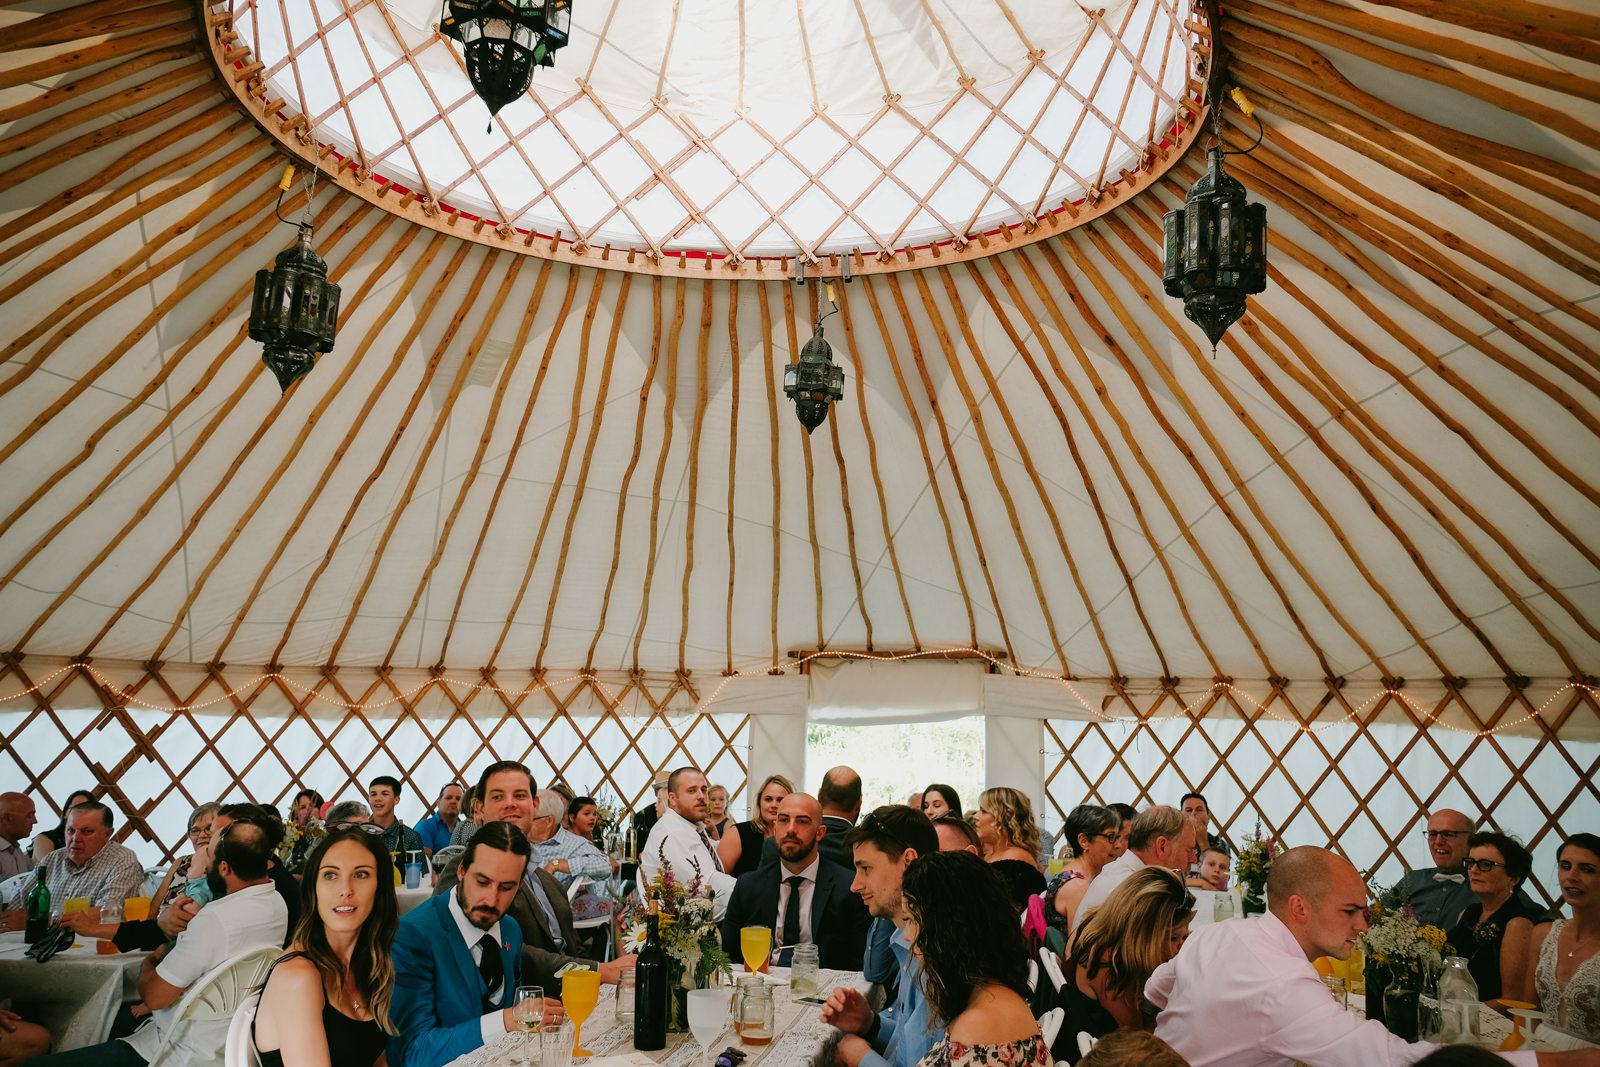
1402, 809, 1478, 928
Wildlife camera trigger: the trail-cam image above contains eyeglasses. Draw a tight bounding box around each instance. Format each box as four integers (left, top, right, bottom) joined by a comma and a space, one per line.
329, 821, 384, 835
1425, 830, 1469, 840
188, 824, 211, 837
1093, 832, 1121, 842
1463, 858, 1507, 873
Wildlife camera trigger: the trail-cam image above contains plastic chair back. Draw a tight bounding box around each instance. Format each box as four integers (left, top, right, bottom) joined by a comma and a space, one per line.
224, 989, 261, 1067
146, 945, 281, 1067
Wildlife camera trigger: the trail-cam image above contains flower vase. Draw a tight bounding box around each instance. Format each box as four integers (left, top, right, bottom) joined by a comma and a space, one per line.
1382, 985, 1420, 1042
1365, 966, 1388, 1027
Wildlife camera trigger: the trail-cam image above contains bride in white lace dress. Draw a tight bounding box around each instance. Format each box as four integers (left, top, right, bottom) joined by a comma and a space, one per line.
1532, 835, 1600, 1042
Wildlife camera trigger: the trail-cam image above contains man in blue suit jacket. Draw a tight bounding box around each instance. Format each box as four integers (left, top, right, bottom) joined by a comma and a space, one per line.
390, 823, 564, 1067
721, 793, 870, 970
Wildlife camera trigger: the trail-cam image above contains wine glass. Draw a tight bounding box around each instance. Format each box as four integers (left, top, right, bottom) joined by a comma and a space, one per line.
686, 988, 729, 1067
512, 985, 543, 1066
740, 926, 771, 975
562, 968, 601, 1057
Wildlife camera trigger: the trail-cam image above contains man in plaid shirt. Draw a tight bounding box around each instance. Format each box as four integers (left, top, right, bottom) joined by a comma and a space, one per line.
40, 800, 144, 909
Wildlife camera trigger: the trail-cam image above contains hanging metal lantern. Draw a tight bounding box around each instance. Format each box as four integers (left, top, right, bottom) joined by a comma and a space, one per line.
784, 299, 846, 434
1163, 145, 1267, 351
249, 223, 340, 394
440, 0, 571, 118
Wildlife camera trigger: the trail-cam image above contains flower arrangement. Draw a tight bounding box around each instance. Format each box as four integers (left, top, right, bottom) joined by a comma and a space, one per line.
276, 818, 325, 874
1359, 878, 1450, 985
1234, 820, 1277, 914
618, 845, 733, 989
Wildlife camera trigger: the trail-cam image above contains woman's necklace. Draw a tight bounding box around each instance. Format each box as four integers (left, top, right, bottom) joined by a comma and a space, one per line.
1566, 924, 1600, 959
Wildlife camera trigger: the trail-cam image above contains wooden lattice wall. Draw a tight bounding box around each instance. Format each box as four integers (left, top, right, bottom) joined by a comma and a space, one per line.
1044, 682, 1600, 909
0, 656, 750, 865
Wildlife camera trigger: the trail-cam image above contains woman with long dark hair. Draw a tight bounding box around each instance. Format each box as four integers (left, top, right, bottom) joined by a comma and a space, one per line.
921, 785, 962, 820
902, 850, 1046, 1067
253, 825, 398, 1066
1531, 832, 1600, 1042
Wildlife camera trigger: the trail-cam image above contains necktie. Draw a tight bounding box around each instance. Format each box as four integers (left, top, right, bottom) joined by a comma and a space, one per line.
525, 870, 567, 951
780, 875, 803, 966
477, 933, 502, 1012
1433, 871, 1466, 884
699, 828, 725, 873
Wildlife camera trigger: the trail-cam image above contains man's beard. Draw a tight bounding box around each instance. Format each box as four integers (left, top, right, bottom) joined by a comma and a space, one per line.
206, 862, 227, 899
455, 883, 501, 931
778, 838, 813, 864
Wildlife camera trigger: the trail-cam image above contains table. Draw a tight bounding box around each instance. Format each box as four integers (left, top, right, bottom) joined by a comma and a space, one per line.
0, 930, 150, 1051
397, 886, 433, 915
1345, 994, 1598, 1054
447, 967, 863, 1067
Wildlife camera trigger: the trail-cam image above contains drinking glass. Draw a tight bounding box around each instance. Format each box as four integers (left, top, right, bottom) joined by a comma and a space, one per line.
740, 926, 771, 975
789, 943, 820, 999
1321, 975, 1346, 1009
687, 988, 729, 1067
613, 968, 635, 1025
561, 968, 601, 1056
97, 899, 124, 954
513, 986, 544, 1067
542, 1020, 573, 1067
404, 851, 423, 889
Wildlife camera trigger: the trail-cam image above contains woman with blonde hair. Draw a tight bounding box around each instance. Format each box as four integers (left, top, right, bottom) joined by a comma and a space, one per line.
253, 825, 399, 1066
1054, 867, 1195, 1061
716, 773, 794, 877
973, 786, 1046, 911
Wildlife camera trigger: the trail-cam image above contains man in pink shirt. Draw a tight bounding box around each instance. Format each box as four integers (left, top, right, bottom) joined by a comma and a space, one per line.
1145, 846, 1600, 1067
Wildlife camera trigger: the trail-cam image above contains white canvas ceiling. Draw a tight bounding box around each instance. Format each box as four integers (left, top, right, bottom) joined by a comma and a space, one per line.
0, 0, 1596, 700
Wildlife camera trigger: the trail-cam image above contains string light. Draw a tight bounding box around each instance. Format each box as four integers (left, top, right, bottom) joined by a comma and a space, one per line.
0, 657, 1590, 742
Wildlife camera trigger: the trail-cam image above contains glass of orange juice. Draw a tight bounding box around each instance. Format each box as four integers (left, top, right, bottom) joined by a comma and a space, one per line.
740, 926, 771, 975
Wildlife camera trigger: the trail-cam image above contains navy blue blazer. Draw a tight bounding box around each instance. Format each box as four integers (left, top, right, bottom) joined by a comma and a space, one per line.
389, 890, 524, 1067
720, 856, 870, 971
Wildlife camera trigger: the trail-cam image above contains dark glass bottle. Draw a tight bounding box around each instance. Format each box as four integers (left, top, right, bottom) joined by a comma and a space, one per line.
24, 866, 50, 945
633, 910, 668, 1050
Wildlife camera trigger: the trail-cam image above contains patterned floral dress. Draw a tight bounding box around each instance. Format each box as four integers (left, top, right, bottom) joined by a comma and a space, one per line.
917, 1031, 1050, 1067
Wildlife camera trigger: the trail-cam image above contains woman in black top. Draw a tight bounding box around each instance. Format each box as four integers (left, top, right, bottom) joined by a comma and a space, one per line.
254, 826, 398, 1067
716, 773, 793, 877
1447, 831, 1546, 1007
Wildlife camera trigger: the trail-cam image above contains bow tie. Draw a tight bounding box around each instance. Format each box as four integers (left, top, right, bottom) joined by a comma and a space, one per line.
1433, 871, 1465, 884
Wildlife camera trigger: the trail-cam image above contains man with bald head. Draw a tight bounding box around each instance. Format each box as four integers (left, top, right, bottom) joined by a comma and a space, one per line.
762, 765, 862, 871
0, 792, 36, 880
721, 793, 869, 969
1145, 846, 1597, 1067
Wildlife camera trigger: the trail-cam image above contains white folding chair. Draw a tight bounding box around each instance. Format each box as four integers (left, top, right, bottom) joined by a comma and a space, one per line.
1039, 947, 1065, 992
224, 990, 261, 1067
1026, 959, 1039, 994
146, 945, 281, 1067
1075, 1032, 1098, 1056
1037, 1007, 1063, 1053
144, 865, 168, 899
567, 876, 616, 961
0, 870, 33, 909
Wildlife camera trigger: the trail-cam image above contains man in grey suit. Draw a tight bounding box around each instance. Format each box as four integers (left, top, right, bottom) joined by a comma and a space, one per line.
436, 760, 635, 989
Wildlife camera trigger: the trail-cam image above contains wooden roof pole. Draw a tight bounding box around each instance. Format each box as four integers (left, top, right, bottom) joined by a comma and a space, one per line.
1005, 247, 1220, 679
931, 266, 1076, 675
894, 272, 1018, 664
674, 282, 716, 672
977, 254, 1176, 679
723, 284, 741, 673
757, 283, 783, 670
859, 276, 979, 649
434, 258, 557, 665
492, 269, 606, 666
585, 275, 666, 672
537, 272, 635, 671
1034, 237, 1276, 678
629, 276, 688, 674
382, 257, 532, 666
833, 276, 920, 649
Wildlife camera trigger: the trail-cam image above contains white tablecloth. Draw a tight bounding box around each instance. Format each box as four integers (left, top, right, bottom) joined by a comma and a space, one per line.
1345, 994, 1598, 1054
397, 887, 433, 915
0, 930, 150, 1051
447, 967, 864, 1067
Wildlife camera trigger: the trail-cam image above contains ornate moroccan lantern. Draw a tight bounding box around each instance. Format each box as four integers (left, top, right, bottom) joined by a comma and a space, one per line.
784, 283, 847, 434
250, 167, 340, 394
1163, 89, 1267, 352
440, 0, 572, 119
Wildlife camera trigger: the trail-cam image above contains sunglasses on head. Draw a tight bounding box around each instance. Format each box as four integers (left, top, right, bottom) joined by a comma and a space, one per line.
329, 821, 385, 835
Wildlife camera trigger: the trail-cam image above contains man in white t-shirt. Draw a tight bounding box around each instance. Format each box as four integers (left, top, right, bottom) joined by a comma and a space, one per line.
32, 820, 288, 1067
